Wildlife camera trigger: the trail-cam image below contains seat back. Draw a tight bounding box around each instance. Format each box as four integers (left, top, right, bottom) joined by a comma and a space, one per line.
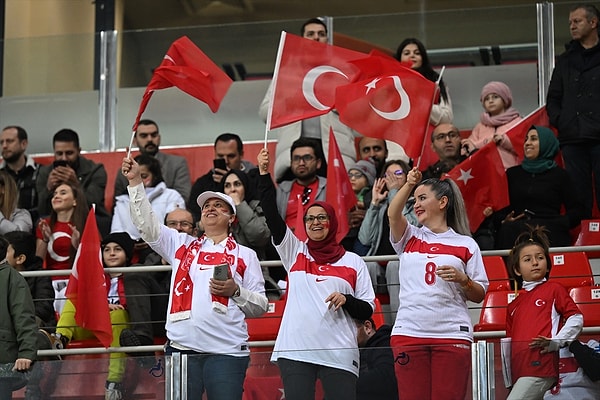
246, 299, 285, 342
372, 297, 386, 328
474, 290, 518, 332
569, 286, 600, 327
549, 252, 594, 289
575, 219, 600, 258
482, 255, 511, 291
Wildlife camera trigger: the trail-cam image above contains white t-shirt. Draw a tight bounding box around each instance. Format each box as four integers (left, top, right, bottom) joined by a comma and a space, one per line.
272, 228, 375, 376
391, 224, 488, 341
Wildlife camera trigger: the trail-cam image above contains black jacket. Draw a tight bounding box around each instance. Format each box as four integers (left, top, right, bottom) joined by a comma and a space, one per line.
547, 40, 600, 144
357, 325, 398, 400
23, 256, 56, 329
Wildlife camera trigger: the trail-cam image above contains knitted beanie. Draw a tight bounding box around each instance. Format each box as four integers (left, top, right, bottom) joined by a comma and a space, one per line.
349, 159, 377, 186
480, 81, 513, 108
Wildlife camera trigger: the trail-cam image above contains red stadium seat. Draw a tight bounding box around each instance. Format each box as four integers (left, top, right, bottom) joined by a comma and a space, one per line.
474, 290, 518, 332
482, 255, 511, 291
372, 297, 385, 328
246, 300, 286, 342
575, 219, 600, 258
569, 286, 600, 327
549, 252, 594, 289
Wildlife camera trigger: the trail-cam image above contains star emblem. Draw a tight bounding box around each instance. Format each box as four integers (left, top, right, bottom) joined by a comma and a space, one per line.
457, 168, 474, 185
364, 78, 380, 94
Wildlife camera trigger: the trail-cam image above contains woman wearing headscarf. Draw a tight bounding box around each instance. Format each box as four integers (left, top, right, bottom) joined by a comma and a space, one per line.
257, 148, 375, 400
495, 126, 584, 249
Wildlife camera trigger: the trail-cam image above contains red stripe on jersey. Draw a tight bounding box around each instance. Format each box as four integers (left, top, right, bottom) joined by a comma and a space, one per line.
405, 236, 473, 264
195, 251, 234, 266
290, 253, 357, 288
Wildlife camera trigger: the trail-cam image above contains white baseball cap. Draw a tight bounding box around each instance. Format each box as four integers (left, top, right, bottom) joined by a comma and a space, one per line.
196, 191, 236, 215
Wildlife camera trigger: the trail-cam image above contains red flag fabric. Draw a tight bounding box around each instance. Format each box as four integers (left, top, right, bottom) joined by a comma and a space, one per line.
269, 32, 367, 129
335, 60, 436, 160
445, 143, 510, 233
293, 194, 308, 242
133, 36, 233, 130
325, 127, 357, 242
65, 208, 113, 348
505, 106, 550, 161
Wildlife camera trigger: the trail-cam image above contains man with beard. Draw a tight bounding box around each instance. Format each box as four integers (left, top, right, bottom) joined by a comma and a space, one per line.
276, 138, 326, 231
35, 128, 111, 235
113, 119, 191, 202
0, 126, 40, 223
421, 123, 466, 180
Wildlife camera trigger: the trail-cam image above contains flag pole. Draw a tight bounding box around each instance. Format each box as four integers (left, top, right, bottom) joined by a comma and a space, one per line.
264, 31, 287, 148
415, 66, 445, 169
126, 130, 136, 159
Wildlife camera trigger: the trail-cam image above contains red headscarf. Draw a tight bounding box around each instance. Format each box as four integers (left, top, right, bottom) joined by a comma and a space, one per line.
305, 201, 346, 264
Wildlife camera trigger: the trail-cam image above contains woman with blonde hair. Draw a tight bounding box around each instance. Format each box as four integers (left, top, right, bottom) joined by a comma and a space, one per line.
0, 170, 32, 234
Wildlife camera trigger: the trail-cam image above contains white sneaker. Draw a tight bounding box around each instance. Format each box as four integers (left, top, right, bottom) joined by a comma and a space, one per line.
105, 381, 122, 400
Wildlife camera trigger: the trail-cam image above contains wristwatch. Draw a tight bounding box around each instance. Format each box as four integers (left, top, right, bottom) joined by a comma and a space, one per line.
232, 285, 241, 298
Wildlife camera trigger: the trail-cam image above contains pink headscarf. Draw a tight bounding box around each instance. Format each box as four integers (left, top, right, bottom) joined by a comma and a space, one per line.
305, 201, 346, 265
479, 81, 520, 127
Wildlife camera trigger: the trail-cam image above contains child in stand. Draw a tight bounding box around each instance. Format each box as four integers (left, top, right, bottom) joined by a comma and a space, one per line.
342, 159, 376, 251
462, 81, 522, 169
506, 225, 583, 400
49, 232, 135, 400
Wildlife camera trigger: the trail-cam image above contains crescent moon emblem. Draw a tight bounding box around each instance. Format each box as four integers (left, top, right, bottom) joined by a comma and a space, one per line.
174, 278, 187, 296
47, 232, 71, 262
369, 76, 411, 121
535, 299, 545, 307
302, 66, 349, 111
318, 265, 327, 272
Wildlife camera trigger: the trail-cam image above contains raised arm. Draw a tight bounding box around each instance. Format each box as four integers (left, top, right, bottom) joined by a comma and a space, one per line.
388, 167, 421, 242
256, 148, 287, 244
121, 157, 162, 243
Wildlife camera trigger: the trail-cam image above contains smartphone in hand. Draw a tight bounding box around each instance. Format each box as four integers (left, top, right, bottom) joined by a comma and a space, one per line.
213, 263, 229, 281
53, 160, 69, 168
213, 158, 227, 172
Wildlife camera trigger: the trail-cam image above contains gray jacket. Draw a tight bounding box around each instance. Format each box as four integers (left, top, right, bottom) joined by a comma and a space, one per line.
358, 189, 417, 256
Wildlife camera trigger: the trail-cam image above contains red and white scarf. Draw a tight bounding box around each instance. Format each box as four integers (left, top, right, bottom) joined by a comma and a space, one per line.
169, 235, 237, 321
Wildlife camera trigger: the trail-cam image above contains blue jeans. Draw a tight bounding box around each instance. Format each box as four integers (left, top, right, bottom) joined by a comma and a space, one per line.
165, 345, 249, 400
561, 142, 600, 218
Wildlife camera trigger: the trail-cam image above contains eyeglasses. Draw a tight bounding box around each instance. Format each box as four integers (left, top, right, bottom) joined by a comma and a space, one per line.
292, 154, 316, 164
301, 187, 312, 205
433, 131, 460, 141
304, 214, 329, 224
166, 220, 194, 229
348, 171, 365, 179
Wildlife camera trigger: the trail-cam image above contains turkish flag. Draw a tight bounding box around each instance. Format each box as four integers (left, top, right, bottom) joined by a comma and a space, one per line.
335, 61, 436, 160
445, 143, 509, 232
268, 32, 367, 130
505, 105, 550, 161
326, 127, 357, 242
65, 207, 113, 348
133, 36, 233, 130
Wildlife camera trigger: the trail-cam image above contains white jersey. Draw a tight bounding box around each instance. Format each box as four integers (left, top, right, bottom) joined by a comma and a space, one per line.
272, 228, 375, 376
391, 224, 488, 341
150, 227, 266, 355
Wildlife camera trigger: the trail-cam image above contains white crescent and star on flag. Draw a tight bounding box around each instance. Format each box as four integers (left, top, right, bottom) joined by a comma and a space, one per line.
456, 168, 474, 185
364, 76, 411, 120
